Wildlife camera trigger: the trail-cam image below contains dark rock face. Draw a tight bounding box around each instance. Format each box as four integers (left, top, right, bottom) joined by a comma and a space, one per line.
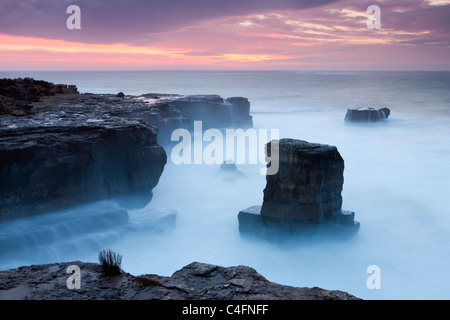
0, 116, 167, 222
0, 77, 78, 102
166, 95, 253, 130
262, 139, 345, 225
0, 78, 78, 117
238, 139, 359, 239
0, 261, 360, 300
345, 107, 390, 122
111, 94, 253, 146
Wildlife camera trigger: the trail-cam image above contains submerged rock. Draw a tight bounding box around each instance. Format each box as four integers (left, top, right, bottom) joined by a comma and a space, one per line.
238, 139, 359, 240
0, 202, 129, 255
219, 159, 245, 180
0, 261, 360, 300
345, 107, 390, 122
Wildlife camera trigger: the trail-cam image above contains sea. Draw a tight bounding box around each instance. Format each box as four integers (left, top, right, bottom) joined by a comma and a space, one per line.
1, 70, 450, 300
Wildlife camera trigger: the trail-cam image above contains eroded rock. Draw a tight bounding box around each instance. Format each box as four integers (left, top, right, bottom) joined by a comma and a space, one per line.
238, 139, 359, 239
0, 261, 360, 300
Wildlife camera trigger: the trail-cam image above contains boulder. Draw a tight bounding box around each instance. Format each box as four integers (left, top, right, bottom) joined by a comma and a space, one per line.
113, 94, 253, 146
238, 139, 359, 239
0, 78, 253, 221
344, 107, 390, 122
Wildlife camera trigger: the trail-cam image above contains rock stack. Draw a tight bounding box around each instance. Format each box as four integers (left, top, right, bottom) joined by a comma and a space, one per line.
238, 138, 359, 239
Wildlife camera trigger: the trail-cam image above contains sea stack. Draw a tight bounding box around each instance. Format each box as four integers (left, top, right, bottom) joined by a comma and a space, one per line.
238, 138, 359, 239
345, 107, 390, 122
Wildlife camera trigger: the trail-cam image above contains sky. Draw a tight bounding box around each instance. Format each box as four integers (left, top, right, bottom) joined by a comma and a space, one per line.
0, 0, 449, 71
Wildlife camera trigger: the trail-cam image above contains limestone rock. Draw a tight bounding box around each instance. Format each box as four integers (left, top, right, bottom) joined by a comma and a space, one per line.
238, 139, 359, 239
0, 261, 360, 300
0, 116, 167, 222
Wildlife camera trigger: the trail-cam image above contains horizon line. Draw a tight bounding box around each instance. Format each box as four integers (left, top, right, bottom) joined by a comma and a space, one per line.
2, 69, 450, 73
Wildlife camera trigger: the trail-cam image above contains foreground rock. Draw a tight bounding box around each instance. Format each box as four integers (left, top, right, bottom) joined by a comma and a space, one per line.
345, 107, 390, 122
239, 139, 359, 239
0, 261, 360, 300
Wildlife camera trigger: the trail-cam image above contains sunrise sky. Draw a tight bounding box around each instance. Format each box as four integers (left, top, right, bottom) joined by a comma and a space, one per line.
0, 0, 449, 71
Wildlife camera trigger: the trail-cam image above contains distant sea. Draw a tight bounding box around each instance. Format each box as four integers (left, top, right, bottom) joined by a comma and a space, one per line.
1, 70, 450, 300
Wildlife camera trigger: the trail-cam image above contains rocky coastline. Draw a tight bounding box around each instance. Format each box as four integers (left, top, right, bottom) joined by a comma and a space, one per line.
0, 78, 251, 222
0, 78, 359, 300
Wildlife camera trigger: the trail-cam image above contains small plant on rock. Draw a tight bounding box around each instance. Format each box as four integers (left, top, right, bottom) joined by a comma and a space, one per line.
98, 249, 122, 275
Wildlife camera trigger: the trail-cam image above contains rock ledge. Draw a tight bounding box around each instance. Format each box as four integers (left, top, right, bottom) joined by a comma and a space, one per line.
0, 261, 360, 300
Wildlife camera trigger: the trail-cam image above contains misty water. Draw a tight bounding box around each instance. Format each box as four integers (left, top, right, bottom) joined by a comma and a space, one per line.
1, 71, 450, 299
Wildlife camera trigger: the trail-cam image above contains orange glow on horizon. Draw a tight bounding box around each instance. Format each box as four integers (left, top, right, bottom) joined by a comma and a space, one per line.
0, 33, 298, 70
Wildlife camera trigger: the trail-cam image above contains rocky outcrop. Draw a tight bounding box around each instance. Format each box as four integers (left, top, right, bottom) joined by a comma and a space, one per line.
0, 78, 254, 221
239, 139, 359, 239
127, 94, 253, 145
0, 261, 360, 300
345, 107, 390, 122
166, 95, 253, 130
0, 77, 78, 116
94, 93, 253, 146
0, 115, 167, 222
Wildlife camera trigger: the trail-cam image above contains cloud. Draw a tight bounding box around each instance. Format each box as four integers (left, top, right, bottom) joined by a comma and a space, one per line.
0, 0, 449, 70
0, 0, 339, 44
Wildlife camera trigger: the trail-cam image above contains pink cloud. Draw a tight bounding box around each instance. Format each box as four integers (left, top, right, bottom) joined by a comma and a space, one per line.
0, 0, 449, 70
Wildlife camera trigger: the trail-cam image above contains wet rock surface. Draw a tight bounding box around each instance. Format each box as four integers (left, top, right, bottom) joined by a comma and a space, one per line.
0, 261, 360, 300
